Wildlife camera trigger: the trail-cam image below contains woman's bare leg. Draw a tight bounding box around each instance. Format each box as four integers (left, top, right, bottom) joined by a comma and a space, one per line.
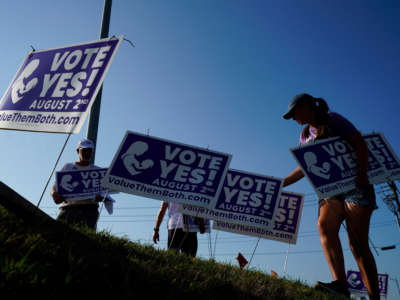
345, 202, 380, 300
318, 199, 347, 283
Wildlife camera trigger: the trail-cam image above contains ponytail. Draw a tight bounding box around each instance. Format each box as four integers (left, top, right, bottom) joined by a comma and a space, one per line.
313, 97, 330, 138
300, 96, 330, 141
313, 97, 329, 116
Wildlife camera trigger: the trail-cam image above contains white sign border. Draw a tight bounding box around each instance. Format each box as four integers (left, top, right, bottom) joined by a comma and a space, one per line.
212, 191, 304, 244
179, 168, 284, 231
0, 35, 124, 134
101, 130, 232, 209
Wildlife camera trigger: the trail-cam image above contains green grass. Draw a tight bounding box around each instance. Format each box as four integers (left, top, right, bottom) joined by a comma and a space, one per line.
0, 205, 346, 299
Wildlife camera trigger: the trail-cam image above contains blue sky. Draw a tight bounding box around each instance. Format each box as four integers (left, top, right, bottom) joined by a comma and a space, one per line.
1, 1, 399, 298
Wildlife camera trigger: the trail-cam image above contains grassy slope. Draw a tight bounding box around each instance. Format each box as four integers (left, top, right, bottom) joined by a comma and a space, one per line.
0, 206, 344, 300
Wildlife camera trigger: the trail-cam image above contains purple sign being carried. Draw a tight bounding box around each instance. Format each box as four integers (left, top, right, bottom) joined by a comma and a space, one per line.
101, 131, 232, 209
347, 270, 389, 298
179, 169, 283, 230
0, 36, 123, 133
212, 191, 304, 244
56, 168, 116, 200
290, 134, 388, 199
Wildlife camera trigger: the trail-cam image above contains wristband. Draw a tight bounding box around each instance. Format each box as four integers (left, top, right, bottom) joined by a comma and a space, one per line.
154, 228, 159, 232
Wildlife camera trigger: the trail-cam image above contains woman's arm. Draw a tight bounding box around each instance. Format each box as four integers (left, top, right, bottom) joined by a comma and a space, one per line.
283, 166, 305, 187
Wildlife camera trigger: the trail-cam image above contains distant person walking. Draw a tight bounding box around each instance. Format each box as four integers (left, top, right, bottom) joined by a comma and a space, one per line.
153, 201, 205, 257
51, 139, 110, 230
282, 93, 380, 299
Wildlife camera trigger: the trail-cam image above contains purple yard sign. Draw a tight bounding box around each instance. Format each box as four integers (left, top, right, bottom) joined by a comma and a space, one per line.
179, 169, 283, 230
101, 131, 232, 209
0, 36, 123, 133
347, 270, 389, 298
290, 134, 388, 199
56, 168, 115, 200
212, 191, 304, 244
364, 133, 400, 181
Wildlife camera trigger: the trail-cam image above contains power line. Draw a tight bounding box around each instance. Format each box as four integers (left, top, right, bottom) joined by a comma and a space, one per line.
44, 209, 398, 232
97, 221, 398, 246
197, 242, 400, 257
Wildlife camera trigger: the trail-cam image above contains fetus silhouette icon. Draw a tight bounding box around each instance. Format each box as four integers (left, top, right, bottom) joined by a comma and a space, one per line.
303, 151, 331, 180
121, 141, 154, 176
347, 272, 362, 288
11, 59, 39, 104
60, 175, 79, 192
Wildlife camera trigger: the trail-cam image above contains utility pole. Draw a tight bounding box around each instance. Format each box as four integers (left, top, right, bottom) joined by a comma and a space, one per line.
388, 181, 400, 232
86, 0, 112, 163
379, 181, 400, 232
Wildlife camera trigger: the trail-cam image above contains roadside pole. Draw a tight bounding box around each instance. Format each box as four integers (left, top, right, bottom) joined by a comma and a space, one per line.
86, 0, 112, 162
388, 181, 400, 232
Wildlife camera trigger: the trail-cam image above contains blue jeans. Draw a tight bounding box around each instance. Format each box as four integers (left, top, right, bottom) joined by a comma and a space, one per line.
319, 184, 378, 213
167, 228, 198, 257
342, 184, 378, 210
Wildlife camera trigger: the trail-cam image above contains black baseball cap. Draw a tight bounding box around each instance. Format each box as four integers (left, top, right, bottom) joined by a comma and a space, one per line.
282, 93, 314, 119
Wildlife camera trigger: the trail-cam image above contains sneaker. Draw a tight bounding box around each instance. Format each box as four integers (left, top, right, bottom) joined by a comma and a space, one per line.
315, 280, 350, 299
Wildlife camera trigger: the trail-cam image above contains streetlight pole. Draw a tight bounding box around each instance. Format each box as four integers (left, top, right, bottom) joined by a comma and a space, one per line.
86, 0, 112, 163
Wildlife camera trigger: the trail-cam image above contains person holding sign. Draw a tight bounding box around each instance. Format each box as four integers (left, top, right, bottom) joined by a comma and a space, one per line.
51, 139, 109, 230
282, 93, 379, 299
153, 201, 206, 257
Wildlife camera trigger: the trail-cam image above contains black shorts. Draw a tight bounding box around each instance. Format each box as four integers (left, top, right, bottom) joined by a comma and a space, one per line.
167, 228, 198, 257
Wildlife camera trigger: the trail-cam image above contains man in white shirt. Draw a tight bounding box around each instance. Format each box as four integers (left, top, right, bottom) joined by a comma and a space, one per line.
153, 201, 206, 257
51, 139, 104, 230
